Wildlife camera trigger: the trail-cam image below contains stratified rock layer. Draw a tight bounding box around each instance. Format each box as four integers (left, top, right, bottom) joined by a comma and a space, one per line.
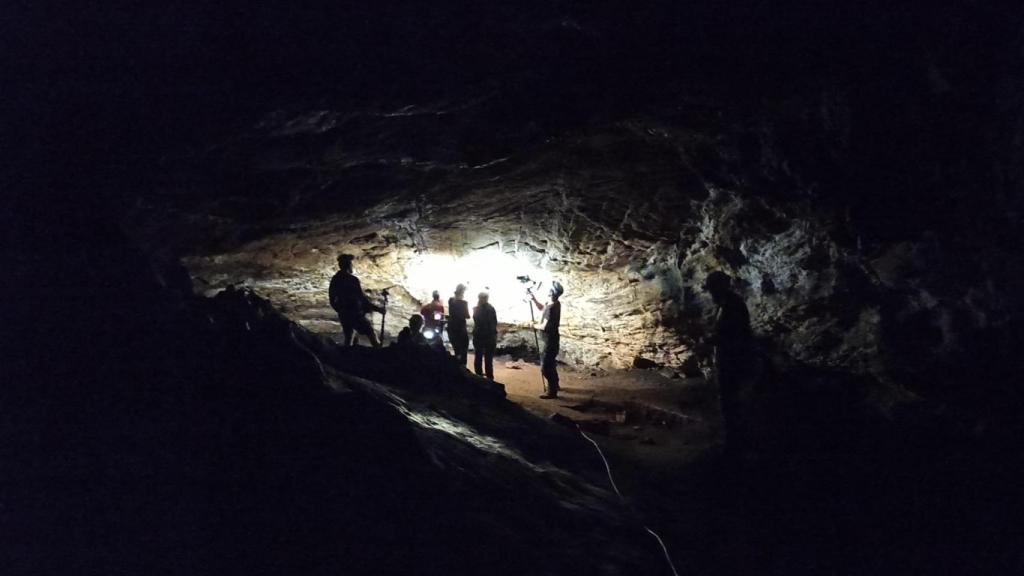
133, 101, 1017, 404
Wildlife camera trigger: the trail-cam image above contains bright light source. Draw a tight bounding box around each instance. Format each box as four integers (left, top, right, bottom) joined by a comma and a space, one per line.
423, 329, 436, 339
402, 248, 549, 325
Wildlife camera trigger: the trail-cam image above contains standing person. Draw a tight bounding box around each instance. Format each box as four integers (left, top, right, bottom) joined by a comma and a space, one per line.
472, 291, 498, 380
703, 271, 754, 453
532, 281, 563, 399
328, 253, 383, 347
420, 290, 445, 351
420, 290, 445, 333
447, 284, 471, 366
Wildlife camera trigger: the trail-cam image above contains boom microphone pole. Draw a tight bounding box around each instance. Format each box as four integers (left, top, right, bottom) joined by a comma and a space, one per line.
526, 293, 541, 358
518, 276, 546, 390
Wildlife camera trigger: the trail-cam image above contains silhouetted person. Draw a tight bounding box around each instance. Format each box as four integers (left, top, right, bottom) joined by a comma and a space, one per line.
472, 291, 497, 379
704, 271, 754, 452
447, 283, 470, 366
396, 314, 427, 346
532, 281, 563, 399
420, 289, 446, 351
420, 290, 445, 332
329, 254, 383, 347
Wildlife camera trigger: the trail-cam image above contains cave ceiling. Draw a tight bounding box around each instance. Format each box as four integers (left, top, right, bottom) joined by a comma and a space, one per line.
117, 0, 1022, 386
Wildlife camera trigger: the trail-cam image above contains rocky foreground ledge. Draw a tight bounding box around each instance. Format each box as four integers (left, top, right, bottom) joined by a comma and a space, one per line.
4, 228, 669, 575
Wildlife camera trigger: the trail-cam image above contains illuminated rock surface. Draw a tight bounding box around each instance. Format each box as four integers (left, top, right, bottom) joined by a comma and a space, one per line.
133, 104, 1019, 401
96, 2, 1022, 405
8, 1, 1024, 574
6, 235, 667, 575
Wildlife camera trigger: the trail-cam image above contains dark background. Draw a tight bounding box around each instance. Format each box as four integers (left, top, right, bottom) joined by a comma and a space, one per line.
4, 2, 1024, 574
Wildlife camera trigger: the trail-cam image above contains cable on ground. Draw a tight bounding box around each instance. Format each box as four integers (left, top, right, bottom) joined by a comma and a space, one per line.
577, 424, 681, 576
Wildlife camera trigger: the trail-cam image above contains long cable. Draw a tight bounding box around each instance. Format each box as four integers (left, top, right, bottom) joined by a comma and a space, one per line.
294, 318, 676, 573
578, 424, 623, 498
577, 424, 681, 576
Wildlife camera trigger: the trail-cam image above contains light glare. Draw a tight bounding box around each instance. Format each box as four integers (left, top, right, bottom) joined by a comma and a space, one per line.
403, 249, 548, 325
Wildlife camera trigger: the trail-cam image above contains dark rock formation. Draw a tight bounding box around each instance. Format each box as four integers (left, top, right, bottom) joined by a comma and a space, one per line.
3, 209, 664, 575
88, 1, 1019, 429
7, 1, 1024, 573
130, 99, 1022, 444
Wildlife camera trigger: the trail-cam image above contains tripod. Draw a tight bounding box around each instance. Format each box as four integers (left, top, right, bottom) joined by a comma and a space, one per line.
378, 288, 390, 344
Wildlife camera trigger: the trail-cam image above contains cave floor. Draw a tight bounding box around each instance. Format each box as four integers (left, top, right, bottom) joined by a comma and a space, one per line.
313, 332, 1024, 574
466, 354, 1023, 575
469, 352, 720, 469
324, 343, 1021, 574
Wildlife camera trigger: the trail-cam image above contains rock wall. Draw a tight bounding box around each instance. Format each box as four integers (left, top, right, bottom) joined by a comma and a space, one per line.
120, 0, 1023, 414
132, 116, 857, 376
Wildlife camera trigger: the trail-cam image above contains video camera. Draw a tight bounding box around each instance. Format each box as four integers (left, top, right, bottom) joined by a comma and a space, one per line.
516, 275, 542, 294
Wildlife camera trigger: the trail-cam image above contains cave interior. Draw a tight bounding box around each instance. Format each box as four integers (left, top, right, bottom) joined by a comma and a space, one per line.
6, 1, 1024, 575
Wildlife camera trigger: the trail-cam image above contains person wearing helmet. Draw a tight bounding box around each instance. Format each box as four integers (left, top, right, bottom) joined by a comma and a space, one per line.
703, 270, 754, 452
472, 291, 498, 380
447, 284, 471, 366
329, 254, 383, 347
532, 280, 563, 399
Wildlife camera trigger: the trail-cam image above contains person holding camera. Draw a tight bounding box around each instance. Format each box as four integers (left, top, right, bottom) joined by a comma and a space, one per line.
328, 253, 383, 347
531, 281, 563, 399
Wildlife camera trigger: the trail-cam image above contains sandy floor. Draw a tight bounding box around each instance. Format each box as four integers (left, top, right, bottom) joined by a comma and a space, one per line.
467, 352, 721, 466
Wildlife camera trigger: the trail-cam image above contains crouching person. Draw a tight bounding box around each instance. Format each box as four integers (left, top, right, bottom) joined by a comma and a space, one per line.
396, 315, 427, 347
